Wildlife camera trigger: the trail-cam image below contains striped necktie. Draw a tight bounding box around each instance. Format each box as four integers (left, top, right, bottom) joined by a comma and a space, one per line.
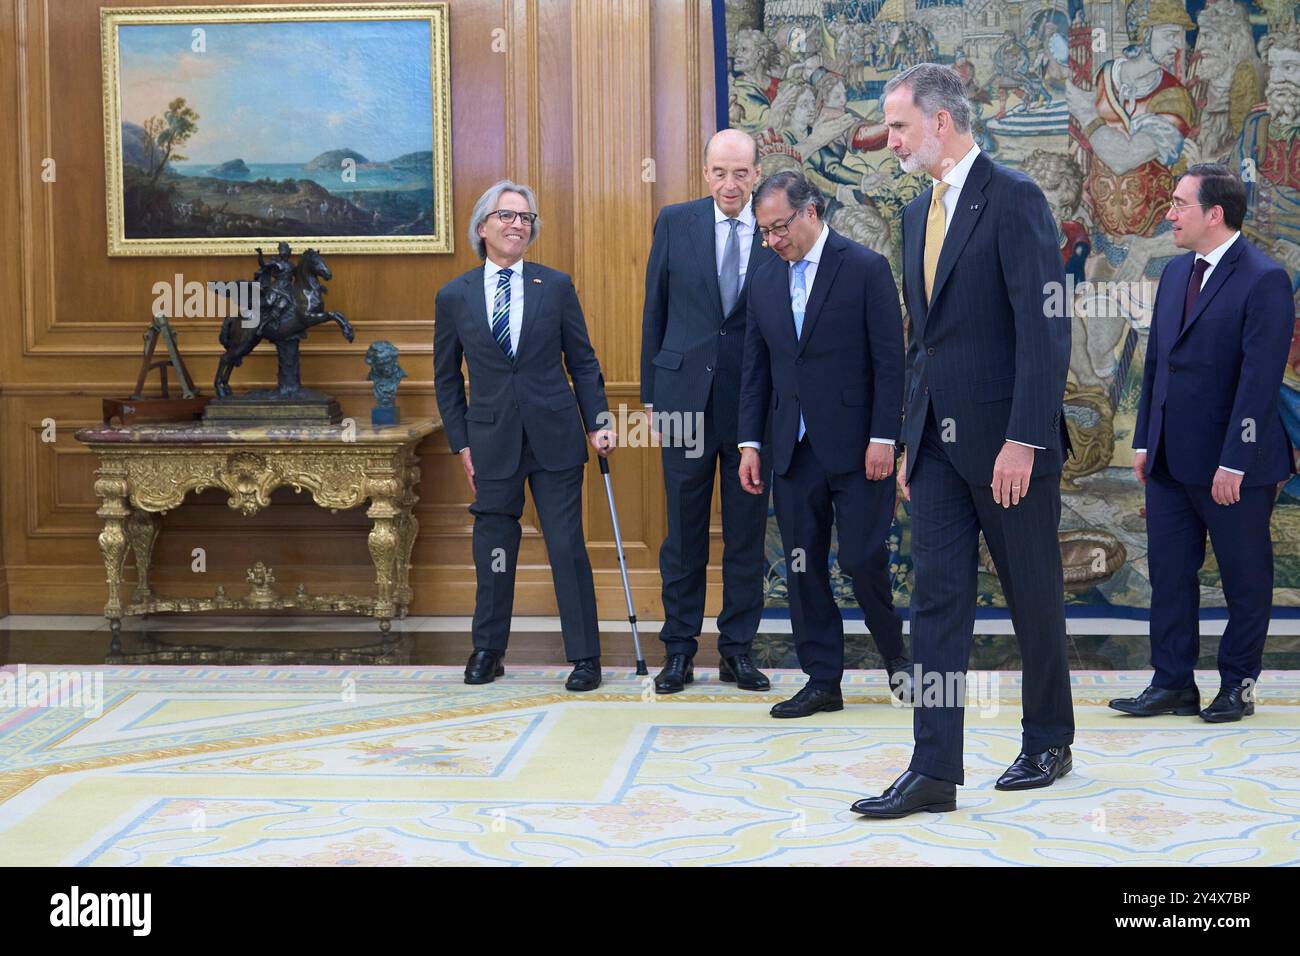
491, 268, 513, 359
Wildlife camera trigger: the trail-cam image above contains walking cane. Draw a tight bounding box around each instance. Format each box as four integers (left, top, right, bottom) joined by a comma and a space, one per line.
598, 456, 649, 675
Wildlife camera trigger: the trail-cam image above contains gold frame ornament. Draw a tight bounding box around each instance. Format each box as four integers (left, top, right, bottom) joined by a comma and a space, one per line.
101, 3, 453, 256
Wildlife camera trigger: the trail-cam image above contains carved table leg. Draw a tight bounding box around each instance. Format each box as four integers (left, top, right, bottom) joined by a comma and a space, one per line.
367, 488, 400, 639
95, 465, 131, 655
127, 508, 161, 606
394, 454, 420, 616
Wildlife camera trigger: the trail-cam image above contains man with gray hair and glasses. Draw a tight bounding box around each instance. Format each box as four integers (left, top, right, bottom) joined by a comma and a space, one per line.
434, 180, 616, 691
852, 63, 1074, 818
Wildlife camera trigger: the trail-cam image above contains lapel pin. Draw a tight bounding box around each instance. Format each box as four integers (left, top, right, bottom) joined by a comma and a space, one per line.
970, 203, 980, 210
532, 278, 542, 284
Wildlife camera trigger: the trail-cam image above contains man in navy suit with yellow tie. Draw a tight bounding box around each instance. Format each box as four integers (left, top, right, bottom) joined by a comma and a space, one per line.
1111, 164, 1294, 723
853, 64, 1075, 818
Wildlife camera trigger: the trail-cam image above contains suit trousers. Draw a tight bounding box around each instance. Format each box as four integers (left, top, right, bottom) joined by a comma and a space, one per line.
771, 436, 906, 690
907, 410, 1074, 785
1146, 446, 1274, 689
658, 396, 769, 657
469, 438, 601, 661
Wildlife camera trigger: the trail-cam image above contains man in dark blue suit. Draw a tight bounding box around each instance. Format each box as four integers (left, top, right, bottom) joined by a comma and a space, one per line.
434, 181, 616, 692
853, 64, 1075, 818
738, 170, 911, 719
640, 129, 778, 695
1111, 164, 1294, 723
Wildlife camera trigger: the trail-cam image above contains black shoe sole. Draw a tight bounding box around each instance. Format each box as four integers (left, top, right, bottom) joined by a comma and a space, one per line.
1200, 706, 1254, 723
565, 681, 601, 692
770, 700, 844, 718
1108, 703, 1199, 716
994, 760, 1072, 791
853, 800, 957, 818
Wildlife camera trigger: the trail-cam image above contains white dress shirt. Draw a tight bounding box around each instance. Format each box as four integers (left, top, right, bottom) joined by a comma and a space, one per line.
932, 141, 981, 239
930, 142, 1042, 451
482, 255, 525, 354
1134, 229, 1244, 474
715, 199, 756, 285
739, 223, 892, 450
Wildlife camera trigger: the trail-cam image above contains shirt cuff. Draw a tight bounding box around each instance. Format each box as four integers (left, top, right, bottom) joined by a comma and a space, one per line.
738, 441, 761, 450
1134, 449, 1147, 454
869, 437, 896, 446
1006, 438, 1045, 450
1218, 465, 1245, 476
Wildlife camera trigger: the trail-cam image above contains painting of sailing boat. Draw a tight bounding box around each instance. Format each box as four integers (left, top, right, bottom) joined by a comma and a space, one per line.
101, 4, 452, 255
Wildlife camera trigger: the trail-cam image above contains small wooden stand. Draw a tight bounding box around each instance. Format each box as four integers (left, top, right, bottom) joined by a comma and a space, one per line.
103, 315, 210, 425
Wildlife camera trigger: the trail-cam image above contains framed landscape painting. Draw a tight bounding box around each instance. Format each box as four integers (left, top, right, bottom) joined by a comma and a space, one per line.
100, 3, 452, 256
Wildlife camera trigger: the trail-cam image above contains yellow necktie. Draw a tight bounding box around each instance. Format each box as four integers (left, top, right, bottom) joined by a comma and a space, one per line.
924, 181, 950, 305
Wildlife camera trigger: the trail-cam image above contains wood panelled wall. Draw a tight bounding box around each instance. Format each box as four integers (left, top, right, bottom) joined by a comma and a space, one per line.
0, 0, 721, 619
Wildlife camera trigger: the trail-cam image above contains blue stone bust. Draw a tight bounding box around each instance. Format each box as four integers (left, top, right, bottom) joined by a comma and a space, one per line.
365, 340, 407, 426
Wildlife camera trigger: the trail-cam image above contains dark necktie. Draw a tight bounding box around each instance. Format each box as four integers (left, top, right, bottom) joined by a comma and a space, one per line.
491, 268, 513, 359
1180, 257, 1210, 334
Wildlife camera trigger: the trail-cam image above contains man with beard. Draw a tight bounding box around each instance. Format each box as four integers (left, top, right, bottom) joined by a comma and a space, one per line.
1067, 0, 1197, 238
1187, 0, 1264, 163
851, 63, 1074, 818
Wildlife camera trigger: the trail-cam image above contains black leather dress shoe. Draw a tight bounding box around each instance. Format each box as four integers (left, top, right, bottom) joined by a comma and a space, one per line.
1108, 684, 1200, 716
851, 771, 956, 818
995, 745, 1072, 790
654, 653, 694, 694
565, 657, 602, 692
770, 683, 843, 718
719, 653, 771, 691
1200, 682, 1255, 722
885, 656, 914, 704
464, 649, 504, 685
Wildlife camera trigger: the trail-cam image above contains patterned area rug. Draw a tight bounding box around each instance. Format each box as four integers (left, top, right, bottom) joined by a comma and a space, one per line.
1, 667, 1297, 866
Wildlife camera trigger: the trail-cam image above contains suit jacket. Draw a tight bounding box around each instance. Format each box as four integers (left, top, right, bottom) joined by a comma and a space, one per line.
738, 227, 904, 476
900, 150, 1071, 486
640, 197, 777, 429
433, 261, 609, 481
1133, 234, 1294, 486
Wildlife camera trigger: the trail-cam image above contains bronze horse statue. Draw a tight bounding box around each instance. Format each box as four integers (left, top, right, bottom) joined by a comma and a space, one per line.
214, 243, 354, 398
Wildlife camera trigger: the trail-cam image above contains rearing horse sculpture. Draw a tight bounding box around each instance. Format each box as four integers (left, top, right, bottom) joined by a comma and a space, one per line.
214, 243, 355, 399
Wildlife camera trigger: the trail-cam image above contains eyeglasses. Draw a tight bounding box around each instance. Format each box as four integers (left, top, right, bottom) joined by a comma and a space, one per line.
489, 209, 537, 226
758, 208, 803, 239
1165, 200, 1210, 216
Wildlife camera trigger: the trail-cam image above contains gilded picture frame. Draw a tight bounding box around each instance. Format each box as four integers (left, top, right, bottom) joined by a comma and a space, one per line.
101, 3, 453, 256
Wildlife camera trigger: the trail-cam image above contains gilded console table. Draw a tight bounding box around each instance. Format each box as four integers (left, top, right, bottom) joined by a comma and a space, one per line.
74, 419, 436, 652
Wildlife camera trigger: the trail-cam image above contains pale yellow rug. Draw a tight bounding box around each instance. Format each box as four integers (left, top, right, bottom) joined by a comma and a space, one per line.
0, 666, 1296, 865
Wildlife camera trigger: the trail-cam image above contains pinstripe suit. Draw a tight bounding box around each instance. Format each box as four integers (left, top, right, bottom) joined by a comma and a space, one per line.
900, 149, 1075, 785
